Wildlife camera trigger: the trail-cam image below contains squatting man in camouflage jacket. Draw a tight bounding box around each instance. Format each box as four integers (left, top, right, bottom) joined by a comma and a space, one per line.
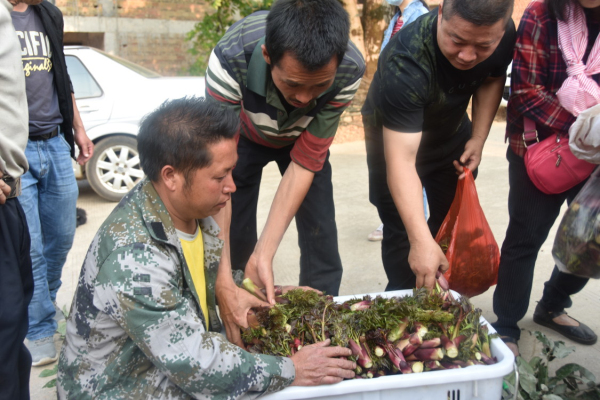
57, 97, 356, 399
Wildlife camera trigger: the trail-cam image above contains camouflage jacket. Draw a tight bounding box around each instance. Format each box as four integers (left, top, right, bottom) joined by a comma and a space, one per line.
57, 178, 295, 399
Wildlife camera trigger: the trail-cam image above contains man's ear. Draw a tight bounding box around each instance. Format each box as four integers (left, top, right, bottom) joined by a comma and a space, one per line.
261, 44, 271, 65
438, 1, 444, 19
160, 165, 180, 192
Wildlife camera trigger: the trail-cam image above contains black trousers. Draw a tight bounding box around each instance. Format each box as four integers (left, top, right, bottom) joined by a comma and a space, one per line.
230, 136, 343, 296
492, 147, 589, 340
0, 198, 33, 400
364, 119, 470, 290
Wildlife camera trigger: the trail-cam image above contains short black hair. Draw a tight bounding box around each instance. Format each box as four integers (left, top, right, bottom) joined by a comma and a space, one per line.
442, 0, 514, 26
546, 0, 573, 21
265, 0, 350, 71
137, 97, 238, 184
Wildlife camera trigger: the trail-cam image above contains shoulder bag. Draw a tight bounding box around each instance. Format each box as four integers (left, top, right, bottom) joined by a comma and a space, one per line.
523, 117, 595, 194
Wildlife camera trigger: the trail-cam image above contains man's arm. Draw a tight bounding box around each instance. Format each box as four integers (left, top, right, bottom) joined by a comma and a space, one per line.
0, 173, 10, 205
205, 48, 269, 344
213, 202, 270, 347
454, 75, 505, 178
71, 93, 93, 165
0, 0, 28, 204
244, 161, 314, 303
383, 127, 449, 289
94, 245, 354, 397
94, 244, 295, 397
245, 74, 362, 303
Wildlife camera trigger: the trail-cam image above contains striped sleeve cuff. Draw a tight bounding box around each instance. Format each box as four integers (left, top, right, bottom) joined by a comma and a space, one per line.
205, 50, 243, 104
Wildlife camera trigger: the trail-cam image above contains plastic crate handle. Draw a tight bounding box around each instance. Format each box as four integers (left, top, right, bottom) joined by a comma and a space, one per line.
512, 361, 519, 400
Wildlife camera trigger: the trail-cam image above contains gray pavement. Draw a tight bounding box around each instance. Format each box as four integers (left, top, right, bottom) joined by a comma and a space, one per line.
30, 121, 600, 398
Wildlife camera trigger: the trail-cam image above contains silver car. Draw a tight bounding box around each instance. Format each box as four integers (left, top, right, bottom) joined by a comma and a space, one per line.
65, 46, 206, 201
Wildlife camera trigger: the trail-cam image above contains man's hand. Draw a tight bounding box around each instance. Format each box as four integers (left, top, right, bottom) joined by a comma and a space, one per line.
0, 171, 9, 205
290, 339, 355, 386
216, 281, 269, 347
74, 129, 94, 165
408, 238, 449, 290
244, 253, 276, 304
454, 136, 485, 179
71, 92, 94, 165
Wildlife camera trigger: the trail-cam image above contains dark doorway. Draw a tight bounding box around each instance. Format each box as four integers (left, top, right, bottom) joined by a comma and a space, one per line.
64, 32, 105, 50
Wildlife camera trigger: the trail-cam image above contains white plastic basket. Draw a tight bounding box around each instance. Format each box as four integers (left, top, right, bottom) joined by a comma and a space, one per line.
262, 290, 515, 400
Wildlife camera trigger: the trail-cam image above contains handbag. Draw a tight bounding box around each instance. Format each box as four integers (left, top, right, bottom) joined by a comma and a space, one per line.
523, 117, 595, 194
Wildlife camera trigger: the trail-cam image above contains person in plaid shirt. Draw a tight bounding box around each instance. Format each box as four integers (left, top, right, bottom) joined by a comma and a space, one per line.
492, 0, 600, 356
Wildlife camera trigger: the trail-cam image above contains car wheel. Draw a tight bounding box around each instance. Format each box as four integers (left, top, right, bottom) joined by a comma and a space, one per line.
86, 136, 144, 202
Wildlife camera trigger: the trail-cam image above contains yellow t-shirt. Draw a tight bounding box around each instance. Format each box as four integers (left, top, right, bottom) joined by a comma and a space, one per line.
177, 225, 209, 327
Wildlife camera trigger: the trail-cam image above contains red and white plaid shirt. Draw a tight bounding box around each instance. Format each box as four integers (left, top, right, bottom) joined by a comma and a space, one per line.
506, 0, 600, 157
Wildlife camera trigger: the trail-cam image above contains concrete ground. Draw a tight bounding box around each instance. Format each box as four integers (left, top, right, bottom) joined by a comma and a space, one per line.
30, 122, 600, 398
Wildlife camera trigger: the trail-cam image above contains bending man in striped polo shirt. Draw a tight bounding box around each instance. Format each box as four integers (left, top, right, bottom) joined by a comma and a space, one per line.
206, 0, 365, 345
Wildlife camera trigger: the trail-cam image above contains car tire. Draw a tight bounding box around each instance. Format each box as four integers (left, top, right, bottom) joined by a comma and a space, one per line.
86, 135, 144, 202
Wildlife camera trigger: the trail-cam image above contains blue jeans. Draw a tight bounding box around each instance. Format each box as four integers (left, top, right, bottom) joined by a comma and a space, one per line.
19, 132, 78, 341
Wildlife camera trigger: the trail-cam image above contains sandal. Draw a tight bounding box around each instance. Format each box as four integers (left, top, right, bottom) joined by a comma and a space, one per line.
500, 335, 520, 357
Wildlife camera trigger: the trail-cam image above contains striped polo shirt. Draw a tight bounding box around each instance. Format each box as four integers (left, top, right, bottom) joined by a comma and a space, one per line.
206, 11, 365, 172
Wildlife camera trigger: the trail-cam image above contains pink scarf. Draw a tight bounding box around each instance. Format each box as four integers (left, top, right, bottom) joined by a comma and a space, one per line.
557, 2, 600, 117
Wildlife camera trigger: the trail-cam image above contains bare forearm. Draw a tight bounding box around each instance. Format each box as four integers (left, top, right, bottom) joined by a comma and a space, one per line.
383, 128, 430, 245
471, 76, 504, 142
255, 161, 314, 261
71, 93, 85, 133
389, 165, 431, 244
215, 202, 235, 287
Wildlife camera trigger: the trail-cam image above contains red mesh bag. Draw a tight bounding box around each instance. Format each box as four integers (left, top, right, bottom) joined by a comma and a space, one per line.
434, 168, 500, 297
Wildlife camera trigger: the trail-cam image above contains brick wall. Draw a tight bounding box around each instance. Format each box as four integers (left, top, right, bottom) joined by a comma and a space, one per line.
57, 0, 535, 78
58, 0, 210, 76
56, 0, 209, 20
117, 32, 195, 76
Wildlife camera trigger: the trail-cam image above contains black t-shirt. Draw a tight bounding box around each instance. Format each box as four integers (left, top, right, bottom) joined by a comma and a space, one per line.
363, 10, 515, 165
11, 6, 63, 136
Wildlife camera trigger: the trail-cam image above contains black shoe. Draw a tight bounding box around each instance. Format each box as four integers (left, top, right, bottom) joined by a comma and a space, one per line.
533, 303, 597, 345
76, 207, 87, 228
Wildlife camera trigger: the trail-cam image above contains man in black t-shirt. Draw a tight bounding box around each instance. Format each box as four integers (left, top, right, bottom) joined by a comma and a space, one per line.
362, 0, 515, 291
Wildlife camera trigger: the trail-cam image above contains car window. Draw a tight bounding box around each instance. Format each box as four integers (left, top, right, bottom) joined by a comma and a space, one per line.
93, 48, 161, 78
66, 56, 103, 99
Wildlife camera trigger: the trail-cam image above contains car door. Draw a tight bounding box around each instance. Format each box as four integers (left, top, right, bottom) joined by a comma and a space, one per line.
65, 54, 112, 133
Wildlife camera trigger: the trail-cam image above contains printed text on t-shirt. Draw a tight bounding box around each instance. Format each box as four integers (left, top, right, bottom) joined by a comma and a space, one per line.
15, 30, 53, 76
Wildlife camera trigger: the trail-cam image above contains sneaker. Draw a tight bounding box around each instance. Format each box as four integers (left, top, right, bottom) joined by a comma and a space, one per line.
53, 302, 65, 323
368, 224, 384, 241
29, 336, 57, 367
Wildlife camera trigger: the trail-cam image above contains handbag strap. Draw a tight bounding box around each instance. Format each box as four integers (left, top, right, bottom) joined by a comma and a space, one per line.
523, 117, 539, 148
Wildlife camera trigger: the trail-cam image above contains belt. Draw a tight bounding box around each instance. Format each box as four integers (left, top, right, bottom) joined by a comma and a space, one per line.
29, 127, 59, 141
2, 176, 21, 199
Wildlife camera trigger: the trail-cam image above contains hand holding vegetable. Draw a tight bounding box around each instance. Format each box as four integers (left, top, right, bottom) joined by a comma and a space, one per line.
290, 339, 356, 386
242, 275, 497, 380
242, 278, 322, 304
408, 238, 449, 290
244, 252, 277, 305
215, 279, 270, 347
